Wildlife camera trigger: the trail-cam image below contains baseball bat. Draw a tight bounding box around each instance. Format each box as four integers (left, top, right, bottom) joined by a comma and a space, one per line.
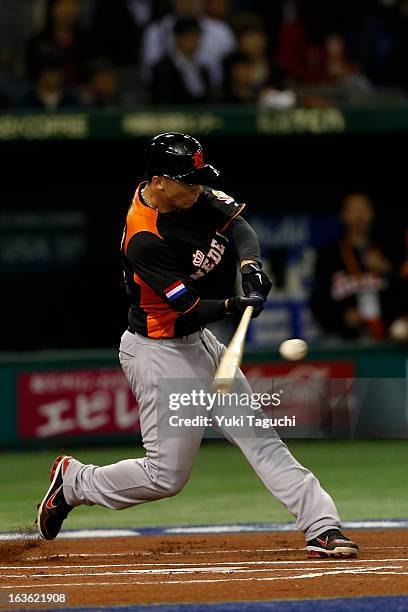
212, 305, 253, 393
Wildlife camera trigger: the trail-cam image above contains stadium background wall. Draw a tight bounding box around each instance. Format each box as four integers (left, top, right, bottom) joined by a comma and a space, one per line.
1, 115, 407, 352
0, 345, 407, 448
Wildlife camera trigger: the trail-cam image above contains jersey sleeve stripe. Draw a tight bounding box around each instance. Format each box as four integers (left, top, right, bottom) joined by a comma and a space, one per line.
180, 297, 200, 315
217, 203, 247, 234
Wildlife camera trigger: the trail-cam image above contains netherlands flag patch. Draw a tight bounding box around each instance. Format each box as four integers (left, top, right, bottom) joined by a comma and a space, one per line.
164, 281, 187, 301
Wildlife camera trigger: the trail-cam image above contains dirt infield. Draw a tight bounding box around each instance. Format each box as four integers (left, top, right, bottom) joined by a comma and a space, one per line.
1, 529, 408, 609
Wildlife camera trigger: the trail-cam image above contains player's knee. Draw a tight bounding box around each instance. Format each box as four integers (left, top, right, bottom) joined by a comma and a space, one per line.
157, 471, 189, 498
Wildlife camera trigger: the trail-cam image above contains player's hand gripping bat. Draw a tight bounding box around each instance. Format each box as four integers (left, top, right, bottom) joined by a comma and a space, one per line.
213, 304, 254, 393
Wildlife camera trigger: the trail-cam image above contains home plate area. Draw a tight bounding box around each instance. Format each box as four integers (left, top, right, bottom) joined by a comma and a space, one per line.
0, 524, 408, 610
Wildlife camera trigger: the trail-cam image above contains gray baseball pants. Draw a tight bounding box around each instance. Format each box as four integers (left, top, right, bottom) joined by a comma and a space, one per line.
63, 328, 341, 540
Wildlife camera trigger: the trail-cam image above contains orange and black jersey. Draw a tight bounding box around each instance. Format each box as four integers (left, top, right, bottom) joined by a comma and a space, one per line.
121, 183, 260, 338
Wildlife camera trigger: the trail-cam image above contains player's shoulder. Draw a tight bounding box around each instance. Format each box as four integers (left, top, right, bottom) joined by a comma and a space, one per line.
127, 230, 162, 254
126, 230, 172, 266
200, 186, 236, 204
199, 186, 244, 215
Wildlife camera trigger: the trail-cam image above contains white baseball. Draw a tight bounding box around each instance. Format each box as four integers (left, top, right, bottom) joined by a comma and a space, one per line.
279, 338, 308, 361
389, 318, 408, 342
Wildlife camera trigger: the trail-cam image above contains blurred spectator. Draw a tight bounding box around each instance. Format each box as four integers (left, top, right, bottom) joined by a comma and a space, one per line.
0, 1, 40, 73
389, 225, 408, 342
230, 0, 285, 53
401, 228, 408, 280
26, 0, 90, 86
233, 14, 285, 92
84, 58, 121, 107
222, 51, 257, 103
87, 0, 169, 66
205, 0, 231, 21
276, 0, 312, 84
150, 17, 211, 105
224, 13, 293, 106
276, 1, 372, 104
324, 34, 372, 104
141, 0, 236, 88
356, 0, 408, 90
311, 193, 408, 341
18, 49, 84, 109
0, 1, 47, 104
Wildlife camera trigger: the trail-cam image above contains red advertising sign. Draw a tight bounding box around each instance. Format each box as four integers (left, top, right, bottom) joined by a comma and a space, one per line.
242, 360, 356, 434
242, 360, 355, 379
17, 368, 139, 439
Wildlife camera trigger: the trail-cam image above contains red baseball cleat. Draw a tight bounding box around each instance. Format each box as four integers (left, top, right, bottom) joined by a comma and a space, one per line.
36, 455, 74, 540
306, 529, 359, 558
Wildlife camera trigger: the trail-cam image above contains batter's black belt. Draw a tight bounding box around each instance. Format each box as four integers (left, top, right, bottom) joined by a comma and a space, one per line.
127, 325, 203, 339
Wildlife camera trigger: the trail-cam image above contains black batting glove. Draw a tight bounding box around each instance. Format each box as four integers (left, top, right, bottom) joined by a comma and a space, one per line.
225, 292, 265, 319
241, 263, 272, 301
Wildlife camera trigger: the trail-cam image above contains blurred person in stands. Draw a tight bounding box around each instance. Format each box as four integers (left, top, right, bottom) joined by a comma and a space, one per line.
83, 58, 121, 107
230, 0, 285, 56
324, 33, 372, 104
354, 0, 408, 91
141, 0, 235, 89
150, 17, 212, 105
224, 13, 293, 107
0, 1, 41, 80
276, 0, 323, 85
401, 228, 408, 280
232, 14, 285, 92
205, 0, 231, 21
26, 0, 90, 86
389, 226, 408, 341
311, 193, 408, 341
88, 0, 168, 66
222, 51, 257, 103
276, 1, 371, 105
18, 48, 83, 110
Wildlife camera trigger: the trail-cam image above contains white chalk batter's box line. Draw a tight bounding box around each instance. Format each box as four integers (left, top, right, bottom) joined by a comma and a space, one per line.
20, 545, 408, 562
2, 519, 408, 541
2, 558, 408, 572
3, 571, 408, 590
1, 559, 408, 589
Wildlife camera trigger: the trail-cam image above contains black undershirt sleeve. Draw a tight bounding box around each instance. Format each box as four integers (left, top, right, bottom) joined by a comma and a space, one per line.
227, 216, 261, 264
180, 298, 226, 327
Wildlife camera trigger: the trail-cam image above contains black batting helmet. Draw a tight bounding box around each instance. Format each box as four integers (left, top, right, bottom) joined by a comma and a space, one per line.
144, 132, 220, 185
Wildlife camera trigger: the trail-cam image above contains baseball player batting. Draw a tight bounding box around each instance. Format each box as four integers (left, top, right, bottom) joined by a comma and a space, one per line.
36, 132, 358, 559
